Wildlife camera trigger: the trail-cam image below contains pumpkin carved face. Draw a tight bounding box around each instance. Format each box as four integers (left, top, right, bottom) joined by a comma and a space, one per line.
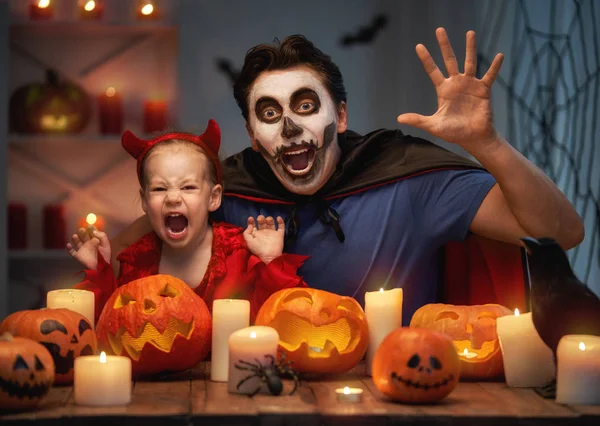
254, 288, 368, 374
0, 333, 55, 410
96, 275, 212, 377
409, 303, 512, 380
0, 308, 97, 385
372, 327, 460, 404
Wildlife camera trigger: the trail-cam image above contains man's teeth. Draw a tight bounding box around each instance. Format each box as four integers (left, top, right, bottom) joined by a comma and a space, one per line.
285, 148, 310, 156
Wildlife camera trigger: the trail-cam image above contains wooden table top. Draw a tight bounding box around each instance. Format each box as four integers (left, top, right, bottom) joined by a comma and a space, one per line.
2, 362, 599, 425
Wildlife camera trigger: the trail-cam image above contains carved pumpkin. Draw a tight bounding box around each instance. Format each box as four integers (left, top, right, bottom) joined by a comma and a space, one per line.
409, 303, 512, 380
0, 308, 97, 385
9, 69, 92, 134
0, 333, 55, 411
372, 327, 460, 404
95, 274, 212, 377
254, 288, 368, 374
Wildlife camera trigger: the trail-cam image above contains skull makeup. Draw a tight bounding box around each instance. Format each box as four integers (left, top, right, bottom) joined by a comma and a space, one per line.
247, 66, 347, 195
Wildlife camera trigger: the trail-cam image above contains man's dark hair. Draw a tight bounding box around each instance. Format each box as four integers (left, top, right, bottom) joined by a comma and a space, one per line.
233, 35, 347, 121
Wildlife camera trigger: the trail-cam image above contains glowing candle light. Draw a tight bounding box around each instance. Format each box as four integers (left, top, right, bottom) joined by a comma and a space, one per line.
98, 86, 123, 135
556, 335, 600, 405
79, 0, 104, 20
29, 0, 54, 20
74, 351, 132, 406
335, 386, 363, 403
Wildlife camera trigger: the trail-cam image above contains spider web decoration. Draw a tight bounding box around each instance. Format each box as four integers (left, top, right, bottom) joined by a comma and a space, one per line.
476, 0, 600, 288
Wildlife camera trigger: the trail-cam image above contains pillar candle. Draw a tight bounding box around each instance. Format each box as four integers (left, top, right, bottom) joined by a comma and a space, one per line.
365, 287, 403, 375
42, 204, 66, 249
98, 87, 123, 135
228, 326, 279, 394
79, 0, 104, 20
143, 100, 167, 134
8, 203, 28, 249
74, 352, 132, 406
29, 0, 54, 20
210, 299, 250, 382
47, 289, 95, 328
496, 309, 555, 387
556, 335, 600, 405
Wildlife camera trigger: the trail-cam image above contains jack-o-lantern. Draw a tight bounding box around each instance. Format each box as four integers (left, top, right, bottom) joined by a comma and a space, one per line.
372, 327, 460, 404
409, 303, 512, 380
96, 274, 212, 377
0, 308, 97, 385
0, 333, 55, 411
254, 288, 368, 374
9, 69, 92, 134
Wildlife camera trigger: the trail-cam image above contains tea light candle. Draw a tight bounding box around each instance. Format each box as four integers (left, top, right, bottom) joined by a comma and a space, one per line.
556, 335, 600, 405
210, 299, 250, 382
496, 309, 555, 387
228, 326, 279, 394
74, 351, 132, 406
365, 287, 403, 375
47, 289, 95, 328
458, 348, 478, 359
335, 386, 363, 403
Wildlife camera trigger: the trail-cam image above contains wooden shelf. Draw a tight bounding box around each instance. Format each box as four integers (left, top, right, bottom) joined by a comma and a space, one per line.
10, 22, 177, 38
8, 134, 123, 144
8, 250, 71, 260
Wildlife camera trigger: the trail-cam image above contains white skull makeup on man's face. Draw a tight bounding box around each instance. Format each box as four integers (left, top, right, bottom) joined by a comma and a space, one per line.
247, 67, 342, 195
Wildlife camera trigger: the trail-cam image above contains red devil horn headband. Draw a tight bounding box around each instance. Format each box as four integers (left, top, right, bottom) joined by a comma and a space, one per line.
122, 119, 222, 184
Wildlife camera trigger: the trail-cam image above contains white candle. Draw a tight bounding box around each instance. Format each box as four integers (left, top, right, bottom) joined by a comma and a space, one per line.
74, 351, 132, 406
211, 299, 250, 382
228, 326, 279, 394
556, 334, 600, 405
335, 386, 363, 403
496, 309, 555, 387
365, 287, 403, 376
47, 289, 95, 328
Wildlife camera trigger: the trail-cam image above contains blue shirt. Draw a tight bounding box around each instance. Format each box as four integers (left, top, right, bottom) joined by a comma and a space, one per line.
214, 169, 496, 325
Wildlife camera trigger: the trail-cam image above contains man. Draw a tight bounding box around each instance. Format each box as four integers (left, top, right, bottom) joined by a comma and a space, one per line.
113, 28, 583, 324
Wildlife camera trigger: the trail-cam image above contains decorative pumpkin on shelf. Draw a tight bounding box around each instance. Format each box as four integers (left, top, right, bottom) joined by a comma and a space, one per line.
0, 308, 97, 385
372, 327, 460, 404
409, 303, 512, 380
0, 333, 55, 411
9, 69, 92, 134
95, 274, 212, 378
254, 288, 368, 374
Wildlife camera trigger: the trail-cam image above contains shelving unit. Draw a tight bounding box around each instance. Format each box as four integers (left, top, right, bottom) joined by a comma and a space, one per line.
8, 250, 70, 260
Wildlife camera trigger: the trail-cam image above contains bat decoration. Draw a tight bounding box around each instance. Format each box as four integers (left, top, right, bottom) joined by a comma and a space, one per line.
215, 58, 240, 86
340, 14, 389, 47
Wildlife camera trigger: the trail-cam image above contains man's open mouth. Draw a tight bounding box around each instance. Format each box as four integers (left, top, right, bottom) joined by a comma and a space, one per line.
281, 146, 316, 176
164, 213, 188, 239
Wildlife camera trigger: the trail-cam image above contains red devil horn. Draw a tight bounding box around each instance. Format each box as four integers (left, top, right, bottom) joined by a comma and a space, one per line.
121, 130, 147, 159
200, 119, 221, 154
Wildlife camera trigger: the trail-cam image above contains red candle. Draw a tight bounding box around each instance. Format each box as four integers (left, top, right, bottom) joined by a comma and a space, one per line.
98, 87, 123, 135
143, 100, 167, 134
136, 0, 160, 20
79, 0, 104, 20
43, 204, 66, 249
29, 0, 54, 20
8, 203, 28, 249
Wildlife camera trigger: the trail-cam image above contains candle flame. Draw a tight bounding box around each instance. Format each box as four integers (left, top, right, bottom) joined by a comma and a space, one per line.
141, 3, 154, 15
100, 351, 107, 363
84, 1, 95, 11
579, 342, 586, 351
250, 331, 256, 339
514, 308, 520, 316
38, 0, 50, 8
106, 87, 116, 97
86, 213, 97, 226
463, 348, 468, 356
379, 288, 384, 292
343, 386, 350, 394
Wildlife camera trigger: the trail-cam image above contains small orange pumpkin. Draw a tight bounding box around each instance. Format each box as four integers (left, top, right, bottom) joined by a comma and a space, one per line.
0, 333, 55, 410
255, 288, 368, 374
96, 274, 212, 377
409, 303, 512, 380
372, 327, 460, 403
0, 308, 97, 384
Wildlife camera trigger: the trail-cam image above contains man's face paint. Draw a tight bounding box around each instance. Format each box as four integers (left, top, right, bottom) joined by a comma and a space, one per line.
247, 67, 345, 195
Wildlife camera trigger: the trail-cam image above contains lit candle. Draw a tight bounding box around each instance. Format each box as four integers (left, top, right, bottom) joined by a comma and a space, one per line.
211, 299, 250, 382
458, 347, 478, 359
98, 87, 123, 135
143, 100, 167, 134
496, 309, 555, 387
556, 335, 600, 405
29, 0, 54, 20
78, 212, 105, 233
136, 0, 160, 20
364, 287, 403, 375
228, 326, 279, 394
74, 351, 132, 406
47, 289, 95, 328
335, 386, 363, 403
78, 0, 103, 20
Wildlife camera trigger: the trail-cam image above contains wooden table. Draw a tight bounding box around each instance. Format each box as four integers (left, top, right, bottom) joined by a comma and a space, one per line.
2, 362, 599, 425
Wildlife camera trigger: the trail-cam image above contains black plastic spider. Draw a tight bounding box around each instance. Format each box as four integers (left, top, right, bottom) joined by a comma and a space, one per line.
235, 352, 299, 397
